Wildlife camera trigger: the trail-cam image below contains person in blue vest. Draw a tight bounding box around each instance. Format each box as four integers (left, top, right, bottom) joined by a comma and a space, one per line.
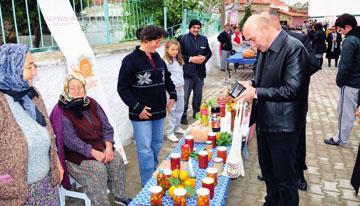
178, 19, 212, 125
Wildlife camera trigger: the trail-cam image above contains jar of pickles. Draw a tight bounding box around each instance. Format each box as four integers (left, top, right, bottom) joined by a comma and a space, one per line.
150, 185, 163, 206
197, 188, 210, 206
181, 144, 190, 161
173, 188, 187, 206
206, 167, 218, 186
213, 157, 224, 175
163, 169, 172, 190
205, 141, 212, 161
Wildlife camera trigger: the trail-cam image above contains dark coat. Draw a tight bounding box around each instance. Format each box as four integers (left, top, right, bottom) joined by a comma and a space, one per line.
179, 32, 212, 79
336, 26, 360, 88
217, 31, 232, 51
250, 30, 310, 133
312, 30, 326, 54
351, 144, 360, 196
326, 32, 342, 59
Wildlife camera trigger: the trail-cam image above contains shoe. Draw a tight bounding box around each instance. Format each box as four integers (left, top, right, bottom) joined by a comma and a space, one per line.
298, 178, 307, 191
324, 137, 341, 146
181, 118, 188, 125
167, 134, 179, 142
257, 174, 264, 181
174, 127, 185, 135
114, 197, 132, 206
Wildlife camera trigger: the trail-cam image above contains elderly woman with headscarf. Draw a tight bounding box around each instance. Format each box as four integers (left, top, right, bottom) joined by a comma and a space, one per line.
0, 44, 63, 205
50, 73, 131, 206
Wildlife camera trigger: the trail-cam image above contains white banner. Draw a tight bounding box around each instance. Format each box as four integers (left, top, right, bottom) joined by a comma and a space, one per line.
38, 0, 127, 162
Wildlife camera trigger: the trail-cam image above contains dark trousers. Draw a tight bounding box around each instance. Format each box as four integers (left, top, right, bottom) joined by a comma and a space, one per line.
257, 129, 300, 206
182, 78, 204, 119
328, 58, 338, 67
295, 126, 307, 180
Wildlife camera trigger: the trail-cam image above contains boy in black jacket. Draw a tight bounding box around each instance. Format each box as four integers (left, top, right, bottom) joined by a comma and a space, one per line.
117, 25, 176, 186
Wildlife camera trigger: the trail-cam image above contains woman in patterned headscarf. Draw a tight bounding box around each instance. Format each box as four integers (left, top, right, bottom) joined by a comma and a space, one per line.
50, 73, 131, 206
0, 44, 63, 205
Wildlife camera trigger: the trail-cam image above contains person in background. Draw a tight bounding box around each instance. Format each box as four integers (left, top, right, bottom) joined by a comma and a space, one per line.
324, 13, 360, 147
179, 19, 212, 125
231, 26, 242, 70
312, 23, 326, 68
217, 24, 233, 72
50, 73, 131, 206
118, 25, 177, 186
163, 40, 186, 142
0, 44, 63, 205
326, 26, 342, 67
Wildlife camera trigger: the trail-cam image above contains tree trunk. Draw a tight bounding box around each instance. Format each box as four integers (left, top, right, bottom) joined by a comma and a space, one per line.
33, 22, 41, 48
220, 0, 225, 26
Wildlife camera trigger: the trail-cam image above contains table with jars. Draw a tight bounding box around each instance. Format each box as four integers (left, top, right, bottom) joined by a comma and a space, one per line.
128, 136, 231, 206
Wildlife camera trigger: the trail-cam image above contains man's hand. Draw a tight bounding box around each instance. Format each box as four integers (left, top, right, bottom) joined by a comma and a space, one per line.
139, 106, 152, 120
103, 142, 114, 163
167, 99, 176, 112
238, 80, 252, 87
198, 55, 206, 64
191, 56, 202, 64
236, 84, 256, 102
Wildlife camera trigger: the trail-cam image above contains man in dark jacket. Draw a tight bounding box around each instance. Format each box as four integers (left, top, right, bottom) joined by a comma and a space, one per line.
239, 14, 310, 205
217, 25, 232, 71
179, 19, 212, 125
325, 13, 360, 147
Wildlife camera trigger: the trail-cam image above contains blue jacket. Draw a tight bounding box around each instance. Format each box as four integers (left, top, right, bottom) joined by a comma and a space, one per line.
178, 33, 212, 79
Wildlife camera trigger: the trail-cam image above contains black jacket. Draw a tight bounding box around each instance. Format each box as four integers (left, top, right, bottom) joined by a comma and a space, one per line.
336, 26, 360, 88
217, 31, 232, 51
117, 46, 177, 121
312, 30, 326, 54
250, 30, 310, 133
179, 33, 212, 79
326, 32, 342, 59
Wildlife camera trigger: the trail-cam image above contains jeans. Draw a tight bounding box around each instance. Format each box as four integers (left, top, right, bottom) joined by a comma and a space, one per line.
168, 87, 184, 135
182, 78, 204, 120
131, 118, 165, 186
220, 50, 231, 70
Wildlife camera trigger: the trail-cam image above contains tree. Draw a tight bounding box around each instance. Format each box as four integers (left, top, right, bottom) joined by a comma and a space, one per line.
239, 3, 251, 29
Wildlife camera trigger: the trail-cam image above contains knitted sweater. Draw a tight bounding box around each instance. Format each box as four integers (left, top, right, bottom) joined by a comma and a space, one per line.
0, 91, 60, 206
117, 46, 177, 121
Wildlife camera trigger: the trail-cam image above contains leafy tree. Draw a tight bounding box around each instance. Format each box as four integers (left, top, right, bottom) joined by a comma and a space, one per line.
239, 4, 251, 29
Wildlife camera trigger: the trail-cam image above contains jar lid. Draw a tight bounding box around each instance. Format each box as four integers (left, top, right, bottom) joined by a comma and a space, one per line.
202, 177, 214, 184
174, 188, 187, 196
150, 185, 162, 194
206, 167, 218, 174
182, 144, 190, 148
170, 153, 181, 158
217, 146, 227, 151
199, 150, 208, 156
206, 141, 212, 145
214, 157, 223, 163
185, 135, 194, 140
196, 188, 210, 196
208, 132, 216, 136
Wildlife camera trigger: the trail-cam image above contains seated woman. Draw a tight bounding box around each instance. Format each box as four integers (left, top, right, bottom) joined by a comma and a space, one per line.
50, 73, 131, 206
0, 44, 63, 205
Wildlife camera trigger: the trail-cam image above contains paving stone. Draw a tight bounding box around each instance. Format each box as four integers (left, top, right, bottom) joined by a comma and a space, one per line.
342, 189, 360, 202
322, 180, 340, 192
309, 183, 325, 195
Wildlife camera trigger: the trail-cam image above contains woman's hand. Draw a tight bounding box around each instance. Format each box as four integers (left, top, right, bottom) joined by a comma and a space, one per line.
104, 142, 114, 163
167, 99, 176, 112
139, 106, 152, 120
56, 155, 64, 184
91, 149, 105, 163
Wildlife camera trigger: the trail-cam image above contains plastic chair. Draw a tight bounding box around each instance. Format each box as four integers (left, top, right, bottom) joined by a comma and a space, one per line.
58, 177, 91, 206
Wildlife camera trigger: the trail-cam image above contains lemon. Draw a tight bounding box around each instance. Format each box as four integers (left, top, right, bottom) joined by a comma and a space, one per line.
172, 169, 180, 178
168, 185, 176, 198
179, 170, 189, 181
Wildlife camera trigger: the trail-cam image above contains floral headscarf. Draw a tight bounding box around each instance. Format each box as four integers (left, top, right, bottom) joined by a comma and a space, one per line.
58, 73, 90, 119
0, 44, 46, 126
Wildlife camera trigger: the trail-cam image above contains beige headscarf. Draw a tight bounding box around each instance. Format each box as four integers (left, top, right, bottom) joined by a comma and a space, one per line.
59, 73, 90, 106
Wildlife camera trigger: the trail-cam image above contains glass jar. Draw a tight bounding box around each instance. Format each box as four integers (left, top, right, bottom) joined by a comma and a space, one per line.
181, 144, 190, 161
206, 167, 218, 186
170, 153, 181, 170
150, 185, 163, 206
213, 157, 224, 175
173, 188, 187, 206
197, 188, 210, 206
205, 141, 212, 161
198, 150, 209, 169
202, 177, 214, 199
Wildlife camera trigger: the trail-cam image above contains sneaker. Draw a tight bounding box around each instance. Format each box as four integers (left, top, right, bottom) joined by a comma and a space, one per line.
167, 134, 179, 142
181, 118, 188, 125
114, 197, 132, 206
324, 137, 341, 146
174, 127, 185, 135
